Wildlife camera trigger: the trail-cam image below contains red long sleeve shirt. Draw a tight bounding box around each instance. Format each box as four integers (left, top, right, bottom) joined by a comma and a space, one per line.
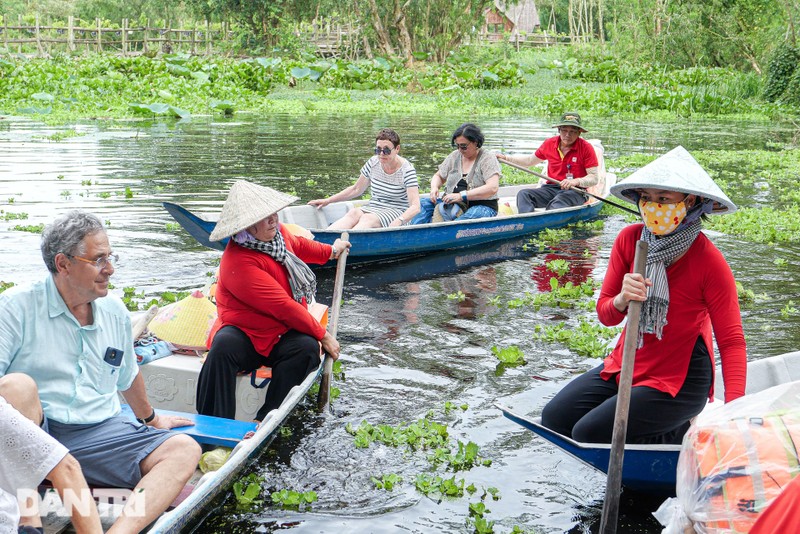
596, 224, 747, 402
214, 226, 332, 356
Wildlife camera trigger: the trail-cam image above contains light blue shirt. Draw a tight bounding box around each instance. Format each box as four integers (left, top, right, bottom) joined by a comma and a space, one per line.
0, 276, 137, 424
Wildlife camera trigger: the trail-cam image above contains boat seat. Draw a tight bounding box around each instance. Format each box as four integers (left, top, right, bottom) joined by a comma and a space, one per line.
714, 350, 800, 400
120, 404, 257, 448
279, 205, 329, 230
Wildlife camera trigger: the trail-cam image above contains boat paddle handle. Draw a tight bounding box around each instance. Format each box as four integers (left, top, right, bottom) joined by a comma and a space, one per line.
317, 231, 349, 412
600, 239, 648, 534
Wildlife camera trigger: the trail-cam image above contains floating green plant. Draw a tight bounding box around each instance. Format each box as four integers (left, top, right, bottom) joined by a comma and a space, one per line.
270, 489, 318, 510
371, 473, 402, 491
533, 318, 621, 358
490, 345, 526, 366
545, 259, 570, 277
447, 290, 467, 302
0, 281, 15, 294
1, 212, 28, 221
11, 223, 44, 233
232, 473, 263, 510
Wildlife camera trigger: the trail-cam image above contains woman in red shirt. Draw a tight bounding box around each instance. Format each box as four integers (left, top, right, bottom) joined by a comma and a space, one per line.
196, 180, 350, 422
541, 146, 747, 444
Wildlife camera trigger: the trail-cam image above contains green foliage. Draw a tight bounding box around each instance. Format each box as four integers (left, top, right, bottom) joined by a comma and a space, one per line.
232, 473, 263, 510
447, 290, 466, 302
763, 43, 800, 103
706, 205, 800, 244
10, 223, 45, 233
490, 345, 526, 366
0, 281, 15, 294
429, 440, 492, 471
533, 318, 621, 358
345, 415, 449, 451
1, 211, 28, 221
414, 473, 466, 498
371, 473, 402, 491
546, 259, 570, 277
270, 488, 318, 510
781, 301, 798, 318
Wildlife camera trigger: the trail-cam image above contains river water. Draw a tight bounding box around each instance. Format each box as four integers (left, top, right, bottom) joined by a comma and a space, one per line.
1, 114, 798, 533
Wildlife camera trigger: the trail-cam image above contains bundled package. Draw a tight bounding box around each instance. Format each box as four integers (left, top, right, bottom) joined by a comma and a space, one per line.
670, 381, 800, 533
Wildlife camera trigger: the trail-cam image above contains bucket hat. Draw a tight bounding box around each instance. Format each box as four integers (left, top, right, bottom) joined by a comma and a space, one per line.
609, 146, 737, 214
209, 180, 299, 241
552, 112, 587, 132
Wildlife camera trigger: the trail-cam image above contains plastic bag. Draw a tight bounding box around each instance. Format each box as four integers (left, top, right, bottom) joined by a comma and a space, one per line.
199, 447, 232, 473
673, 380, 800, 533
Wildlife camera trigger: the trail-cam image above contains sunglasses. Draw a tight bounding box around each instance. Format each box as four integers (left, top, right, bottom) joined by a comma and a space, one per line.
374, 146, 393, 156
455, 143, 470, 151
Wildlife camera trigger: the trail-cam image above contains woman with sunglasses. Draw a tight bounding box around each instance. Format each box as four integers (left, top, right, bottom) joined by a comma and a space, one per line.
308, 128, 420, 229
410, 123, 501, 224
540, 147, 747, 445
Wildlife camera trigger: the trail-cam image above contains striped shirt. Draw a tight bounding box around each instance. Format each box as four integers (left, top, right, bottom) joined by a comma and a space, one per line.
360, 156, 418, 209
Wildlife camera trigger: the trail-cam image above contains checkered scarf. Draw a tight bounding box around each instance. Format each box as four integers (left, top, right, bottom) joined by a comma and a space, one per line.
234, 229, 317, 304
638, 218, 702, 345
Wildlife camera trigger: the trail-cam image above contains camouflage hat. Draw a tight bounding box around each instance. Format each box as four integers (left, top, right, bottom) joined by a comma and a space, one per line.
552, 112, 587, 132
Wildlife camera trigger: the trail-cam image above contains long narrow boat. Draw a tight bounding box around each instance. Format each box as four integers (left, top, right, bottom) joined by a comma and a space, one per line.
163, 177, 615, 265
497, 350, 800, 496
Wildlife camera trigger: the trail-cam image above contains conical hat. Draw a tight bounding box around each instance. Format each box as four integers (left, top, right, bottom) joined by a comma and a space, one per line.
148, 290, 218, 350
209, 180, 299, 241
609, 146, 737, 214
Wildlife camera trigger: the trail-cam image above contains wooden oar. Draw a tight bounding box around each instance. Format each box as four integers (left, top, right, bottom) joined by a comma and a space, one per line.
499, 159, 640, 216
599, 239, 649, 534
317, 231, 349, 412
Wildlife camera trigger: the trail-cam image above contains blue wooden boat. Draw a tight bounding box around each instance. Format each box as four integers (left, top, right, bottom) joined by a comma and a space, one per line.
163, 180, 614, 265
496, 404, 681, 495
497, 351, 800, 496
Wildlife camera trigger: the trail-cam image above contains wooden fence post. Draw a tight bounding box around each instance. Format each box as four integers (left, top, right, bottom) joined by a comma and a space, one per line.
17, 14, 21, 54
67, 15, 74, 51
35, 14, 44, 56
3, 15, 8, 52
191, 23, 196, 55
121, 18, 127, 55
205, 19, 210, 55
143, 19, 149, 52
96, 18, 101, 52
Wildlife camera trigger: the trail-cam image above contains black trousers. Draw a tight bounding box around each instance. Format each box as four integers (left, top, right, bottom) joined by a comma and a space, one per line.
516, 183, 586, 213
196, 326, 321, 421
540, 337, 713, 444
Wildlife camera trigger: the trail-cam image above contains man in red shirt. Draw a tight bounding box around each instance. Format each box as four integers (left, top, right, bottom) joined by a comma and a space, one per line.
499, 112, 599, 212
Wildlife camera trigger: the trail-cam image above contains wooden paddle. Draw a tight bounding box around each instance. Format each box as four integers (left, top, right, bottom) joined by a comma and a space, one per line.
498, 159, 640, 216
599, 239, 649, 534
317, 231, 349, 412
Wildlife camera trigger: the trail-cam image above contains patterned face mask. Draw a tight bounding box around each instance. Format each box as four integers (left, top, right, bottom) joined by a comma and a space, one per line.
638, 198, 688, 235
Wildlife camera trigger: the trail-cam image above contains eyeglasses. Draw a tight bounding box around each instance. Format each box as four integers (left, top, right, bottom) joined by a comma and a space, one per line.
66, 253, 118, 270
374, 146, 393, 156
455, 143, 470, 151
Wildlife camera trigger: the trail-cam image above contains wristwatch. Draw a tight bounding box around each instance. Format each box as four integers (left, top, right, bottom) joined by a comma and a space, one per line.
461, 192, 468, 202
137, 409, 156, 425
331, 246, 338, 258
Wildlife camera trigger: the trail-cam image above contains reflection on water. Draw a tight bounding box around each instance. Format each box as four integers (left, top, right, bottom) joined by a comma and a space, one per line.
1, 114, 799, 533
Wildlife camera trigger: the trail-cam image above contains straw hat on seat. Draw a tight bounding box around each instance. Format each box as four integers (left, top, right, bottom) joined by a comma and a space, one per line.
148, 290, 218, 351
209, 180, 299, 241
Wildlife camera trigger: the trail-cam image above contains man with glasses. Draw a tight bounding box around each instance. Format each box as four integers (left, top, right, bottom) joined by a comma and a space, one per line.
498, 112, 599, 212
0, 210, 201, 532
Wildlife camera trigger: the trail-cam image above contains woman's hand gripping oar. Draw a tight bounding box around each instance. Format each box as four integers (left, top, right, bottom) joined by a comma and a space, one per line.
498, 158, 640, 216
317, 231, 349, 412
599, 239, 648, 534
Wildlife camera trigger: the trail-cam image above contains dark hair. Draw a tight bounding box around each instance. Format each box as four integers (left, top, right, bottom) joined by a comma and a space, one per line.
41, 210, 105, 273
376, 128, 400, 147
451, 123, 484, 148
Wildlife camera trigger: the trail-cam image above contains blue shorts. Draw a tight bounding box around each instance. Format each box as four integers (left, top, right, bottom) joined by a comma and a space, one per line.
43, 414, 174, 488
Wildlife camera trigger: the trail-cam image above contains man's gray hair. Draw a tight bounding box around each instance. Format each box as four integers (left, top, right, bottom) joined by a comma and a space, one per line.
41, 210, 106, 273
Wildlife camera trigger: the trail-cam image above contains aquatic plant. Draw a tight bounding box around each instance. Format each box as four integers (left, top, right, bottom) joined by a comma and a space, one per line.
533, 318, 621, 358
545, 259, 570, 277
232, 473, 263, 510
11, 223, 45, 233
371, 473, 402, 491
706, 206, 800, 244
0, 281, 15, 294
414, 473, 467, 498
447, 290, 467, 302
270, 489, 318, 510
1, 211, 28, 221
490, 345, 526, 366
429, 440, 492, 472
